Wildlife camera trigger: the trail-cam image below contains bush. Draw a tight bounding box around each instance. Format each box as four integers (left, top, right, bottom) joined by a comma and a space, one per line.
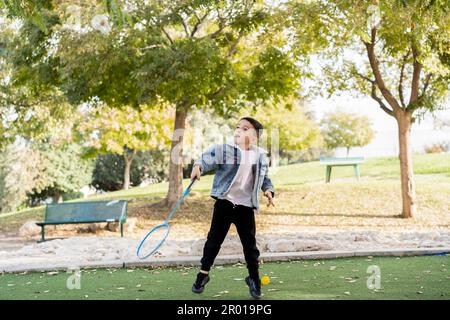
424, 142, 450, 154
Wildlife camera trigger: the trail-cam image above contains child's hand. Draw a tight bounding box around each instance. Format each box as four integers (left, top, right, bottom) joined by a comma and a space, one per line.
191, 165, 201, 181
264, 190, 274, 207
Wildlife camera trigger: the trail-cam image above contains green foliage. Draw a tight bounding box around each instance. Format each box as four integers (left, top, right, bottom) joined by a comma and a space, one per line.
0, 0, 52, 34
0, 9, 76, 150
77, 103, 173, 156
247, 47, 301, 103
28, 143, 95, 203
54, 0, 302, 113
57, 28, 142, 107
137, 37, 233, 106
320, 111, 375, 153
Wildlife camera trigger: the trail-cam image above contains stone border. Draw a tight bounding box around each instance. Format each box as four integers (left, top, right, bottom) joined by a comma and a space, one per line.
1, 247, 449, 274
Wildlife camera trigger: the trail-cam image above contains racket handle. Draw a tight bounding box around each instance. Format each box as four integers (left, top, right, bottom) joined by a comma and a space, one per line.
187, 178, 197, 190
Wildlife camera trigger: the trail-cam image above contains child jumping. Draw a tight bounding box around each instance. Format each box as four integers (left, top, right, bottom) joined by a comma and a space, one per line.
190, 117, 275, 299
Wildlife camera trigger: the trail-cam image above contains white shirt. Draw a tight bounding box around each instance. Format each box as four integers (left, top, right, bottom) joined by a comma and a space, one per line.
223, 146, 258, 207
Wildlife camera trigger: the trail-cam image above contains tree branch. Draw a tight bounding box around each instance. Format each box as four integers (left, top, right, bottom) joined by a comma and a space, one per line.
409, 45, 422, 106
181, 17, 191, 37
208, 86, 225, 101
191, 11, 209, 37
226, 0, 254, 58
161, 27, 174, 45
398, 50, 411, 108
422, 73, 432, 95
363, 27, 402, 112
371, 82, 395, 117
354, 71, 395, 117
206, 8, 228, 40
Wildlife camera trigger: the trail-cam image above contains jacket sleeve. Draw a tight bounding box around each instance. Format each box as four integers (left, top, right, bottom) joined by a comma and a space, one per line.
261, 169, 275, 198
193, 144, 219, 174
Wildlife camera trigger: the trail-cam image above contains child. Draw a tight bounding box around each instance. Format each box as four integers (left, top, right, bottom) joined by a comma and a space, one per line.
190, 117, 275, 299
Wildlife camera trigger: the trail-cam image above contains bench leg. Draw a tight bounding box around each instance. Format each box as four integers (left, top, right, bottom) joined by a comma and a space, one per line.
326, 166, 332, 183
40, 225, 45, 242
354, 165, 360, 181
120, 222, 124, 237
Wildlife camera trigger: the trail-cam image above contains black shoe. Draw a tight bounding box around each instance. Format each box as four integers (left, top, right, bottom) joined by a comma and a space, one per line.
192, 272, 210, 294
245, 276, 262, 299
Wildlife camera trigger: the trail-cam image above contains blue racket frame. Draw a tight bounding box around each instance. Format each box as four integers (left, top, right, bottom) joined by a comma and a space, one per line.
136, 179, 197, 259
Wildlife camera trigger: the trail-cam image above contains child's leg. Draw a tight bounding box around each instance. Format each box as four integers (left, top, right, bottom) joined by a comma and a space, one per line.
200, 199, 233, 272
234, 206, 260, 280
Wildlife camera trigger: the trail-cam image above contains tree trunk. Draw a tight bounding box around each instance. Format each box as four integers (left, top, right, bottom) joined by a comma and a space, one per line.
346, 147, 350, 157
123, 149, 136, 190
165, 102, 188, 208
53, 191, 62, 204
396, 111, 417, 218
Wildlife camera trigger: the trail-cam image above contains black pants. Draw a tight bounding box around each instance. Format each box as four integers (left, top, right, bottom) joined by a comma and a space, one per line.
200, 199, 260, 280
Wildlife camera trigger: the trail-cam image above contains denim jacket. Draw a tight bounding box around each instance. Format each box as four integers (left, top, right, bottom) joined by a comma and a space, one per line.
194, 143, 275, 213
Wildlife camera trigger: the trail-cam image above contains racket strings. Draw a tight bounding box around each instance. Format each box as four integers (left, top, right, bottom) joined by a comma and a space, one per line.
137, 224, 170, 259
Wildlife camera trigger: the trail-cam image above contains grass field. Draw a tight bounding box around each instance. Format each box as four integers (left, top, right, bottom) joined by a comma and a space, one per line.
1, 153, 449, 236
0, 255, 448, 300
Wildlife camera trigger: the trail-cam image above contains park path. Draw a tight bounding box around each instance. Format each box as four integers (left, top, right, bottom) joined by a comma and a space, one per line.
1, 230, 449, 273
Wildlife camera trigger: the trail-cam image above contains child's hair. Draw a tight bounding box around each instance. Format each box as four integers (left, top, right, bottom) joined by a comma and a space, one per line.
240, 117, 263, 139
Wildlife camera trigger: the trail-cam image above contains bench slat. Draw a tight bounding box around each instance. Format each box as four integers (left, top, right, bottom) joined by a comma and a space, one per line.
43, 200, 127, 224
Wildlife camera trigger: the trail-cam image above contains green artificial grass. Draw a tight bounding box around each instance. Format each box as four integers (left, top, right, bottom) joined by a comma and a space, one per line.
1, 255, 448, 300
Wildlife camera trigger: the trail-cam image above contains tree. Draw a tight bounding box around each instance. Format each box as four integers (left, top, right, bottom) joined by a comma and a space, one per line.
92, 149, 169, 191
15, 0, 301, 207
321, 111, 374, 157
0, 140, 41, 213
77, 103, 173, 190
0, 4, 80, 150
29, 143, 95, 204
288, 0, 450, 218
126, 0, 301, 206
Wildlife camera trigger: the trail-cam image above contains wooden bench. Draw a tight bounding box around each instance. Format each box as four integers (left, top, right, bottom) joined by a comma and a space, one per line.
319, 157, 364, 183
35, 200, 128, 242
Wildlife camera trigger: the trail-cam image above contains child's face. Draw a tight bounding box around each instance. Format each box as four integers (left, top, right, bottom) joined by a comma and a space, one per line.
234, 119, 258, 147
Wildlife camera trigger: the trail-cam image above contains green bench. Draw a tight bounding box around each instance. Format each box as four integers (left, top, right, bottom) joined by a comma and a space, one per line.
320, 157, 364, 183
36, 200, 128, 242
